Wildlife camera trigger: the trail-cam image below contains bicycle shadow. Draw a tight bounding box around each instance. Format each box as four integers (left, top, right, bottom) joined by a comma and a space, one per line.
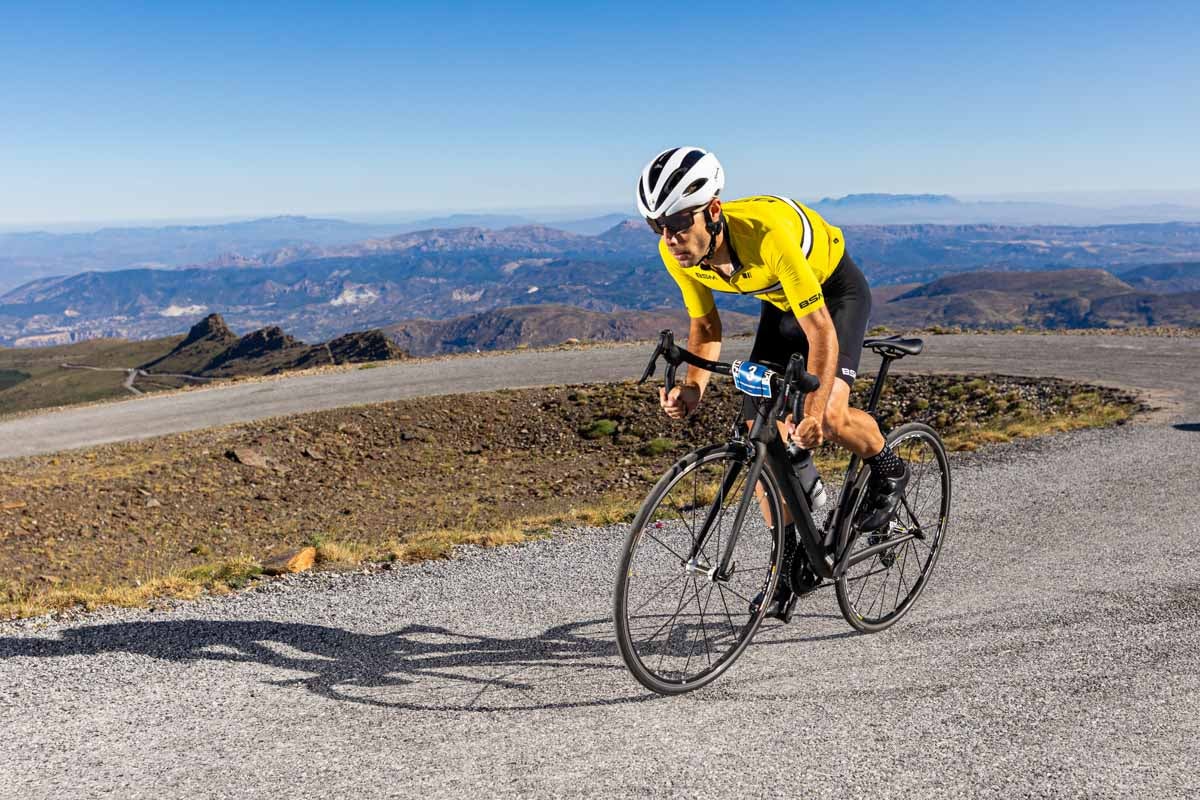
0, 614, 856, 712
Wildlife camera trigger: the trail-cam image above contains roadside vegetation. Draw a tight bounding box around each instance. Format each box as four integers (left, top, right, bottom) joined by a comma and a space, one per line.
0, 374, 1143, 620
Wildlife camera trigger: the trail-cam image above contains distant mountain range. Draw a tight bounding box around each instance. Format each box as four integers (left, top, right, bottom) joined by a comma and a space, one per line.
0, 212, 632, 293
7, 193, 1200, 293
1, 216, 1198, 347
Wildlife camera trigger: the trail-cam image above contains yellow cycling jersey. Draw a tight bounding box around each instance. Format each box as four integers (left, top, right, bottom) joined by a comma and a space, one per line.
659, 195, 846, 319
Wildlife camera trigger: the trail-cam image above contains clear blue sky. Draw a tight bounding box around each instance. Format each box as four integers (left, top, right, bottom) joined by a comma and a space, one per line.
2, 0, 1198, 225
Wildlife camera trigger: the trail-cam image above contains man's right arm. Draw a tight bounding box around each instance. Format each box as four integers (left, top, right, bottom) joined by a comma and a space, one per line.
683, 306, 722, 397
659, 245, 720, 418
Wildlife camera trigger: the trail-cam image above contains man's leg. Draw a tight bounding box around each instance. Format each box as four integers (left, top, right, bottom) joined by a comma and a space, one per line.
821, 380, 883, 458
822, 379, 909, 532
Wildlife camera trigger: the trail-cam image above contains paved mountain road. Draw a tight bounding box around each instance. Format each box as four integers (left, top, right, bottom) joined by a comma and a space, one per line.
1, 333, 1197, 459
1, 334, 1198, 798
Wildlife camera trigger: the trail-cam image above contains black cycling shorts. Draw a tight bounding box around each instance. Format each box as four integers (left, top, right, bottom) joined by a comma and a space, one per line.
740, 251, 872, 419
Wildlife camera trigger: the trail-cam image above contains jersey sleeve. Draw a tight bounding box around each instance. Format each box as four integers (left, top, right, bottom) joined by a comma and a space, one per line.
762, 230, 825, 319
659, 239, 715, 318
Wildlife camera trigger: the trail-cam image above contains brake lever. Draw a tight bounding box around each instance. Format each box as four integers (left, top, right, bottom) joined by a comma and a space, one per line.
777, 354, 805, 423
637, 350, 658, 385
638, 330, 674, 385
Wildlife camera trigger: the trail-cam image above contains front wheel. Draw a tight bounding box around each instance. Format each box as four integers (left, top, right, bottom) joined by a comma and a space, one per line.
613, 443, 785, 695
835, 422, 952, 633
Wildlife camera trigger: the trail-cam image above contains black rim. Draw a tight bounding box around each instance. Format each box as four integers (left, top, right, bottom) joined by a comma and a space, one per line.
618, 449, 780, 688
838, 429, 948, 626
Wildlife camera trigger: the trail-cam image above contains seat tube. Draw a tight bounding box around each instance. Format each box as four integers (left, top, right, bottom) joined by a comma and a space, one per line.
865, 356, 894, 415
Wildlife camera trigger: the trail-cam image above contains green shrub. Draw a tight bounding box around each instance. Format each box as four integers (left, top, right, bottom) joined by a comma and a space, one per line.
638, 438, 678, 457
579, 419, 618, 439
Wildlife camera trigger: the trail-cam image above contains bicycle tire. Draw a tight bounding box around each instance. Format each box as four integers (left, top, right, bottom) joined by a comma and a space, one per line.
834, 422, 952, 633
613, 442, 785, 694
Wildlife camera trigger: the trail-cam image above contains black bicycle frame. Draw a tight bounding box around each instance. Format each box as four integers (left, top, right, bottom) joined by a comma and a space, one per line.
689, 350, 922, 584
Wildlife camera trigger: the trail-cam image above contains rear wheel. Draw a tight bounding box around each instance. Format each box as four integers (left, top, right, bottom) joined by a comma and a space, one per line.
613, 443, 784, 694
835, 422, 951, 633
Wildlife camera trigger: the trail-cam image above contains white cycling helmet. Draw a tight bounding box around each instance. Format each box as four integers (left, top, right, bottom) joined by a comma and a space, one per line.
636, 146, 724, 220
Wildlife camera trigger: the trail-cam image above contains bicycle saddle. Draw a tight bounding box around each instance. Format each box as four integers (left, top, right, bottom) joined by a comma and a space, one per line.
863, 337, 924, 357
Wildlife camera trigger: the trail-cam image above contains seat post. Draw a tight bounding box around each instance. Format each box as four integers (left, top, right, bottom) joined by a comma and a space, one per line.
864, 356, 895, 415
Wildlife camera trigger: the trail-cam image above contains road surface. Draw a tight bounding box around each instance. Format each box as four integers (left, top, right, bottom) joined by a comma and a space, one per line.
1, 333, 1198, 798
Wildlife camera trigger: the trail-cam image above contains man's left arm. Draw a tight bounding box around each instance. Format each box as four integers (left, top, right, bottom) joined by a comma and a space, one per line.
795, 307, 838, 446
764, 232, 838, 447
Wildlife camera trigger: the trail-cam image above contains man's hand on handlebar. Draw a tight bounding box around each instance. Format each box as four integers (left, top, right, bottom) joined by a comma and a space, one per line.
785, 413, 824, 449
659, 384, 701, 420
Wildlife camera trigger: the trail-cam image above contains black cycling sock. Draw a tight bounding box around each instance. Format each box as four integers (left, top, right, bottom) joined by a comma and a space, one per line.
866, 444, 905, 479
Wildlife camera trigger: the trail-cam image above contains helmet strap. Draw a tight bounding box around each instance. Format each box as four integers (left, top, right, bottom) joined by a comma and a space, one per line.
699, 209, 723, 266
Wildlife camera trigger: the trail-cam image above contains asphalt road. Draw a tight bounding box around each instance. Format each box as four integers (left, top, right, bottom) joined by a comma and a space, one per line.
1, 334, 1198, 798
1, 333, 1197, 458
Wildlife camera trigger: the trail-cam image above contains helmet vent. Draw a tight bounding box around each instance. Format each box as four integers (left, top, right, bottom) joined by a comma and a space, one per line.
647, 147, 679, 193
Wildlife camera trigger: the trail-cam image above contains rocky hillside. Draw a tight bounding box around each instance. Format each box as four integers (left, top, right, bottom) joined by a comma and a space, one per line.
0, 315, 408, 416
143, 314, 408, 378
384, 304, 759, 357
873, 268, 1200, 329
1119, 261, 1200, 293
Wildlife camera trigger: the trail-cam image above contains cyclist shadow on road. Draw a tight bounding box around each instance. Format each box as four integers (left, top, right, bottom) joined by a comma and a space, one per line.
0, 613, 850, 711
0, 617, 629, 712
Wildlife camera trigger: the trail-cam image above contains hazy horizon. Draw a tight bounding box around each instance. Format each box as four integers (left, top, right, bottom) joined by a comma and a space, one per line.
5, 189, 1200, 235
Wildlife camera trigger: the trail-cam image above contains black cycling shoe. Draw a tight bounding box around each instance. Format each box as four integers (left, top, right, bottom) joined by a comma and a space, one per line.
856, 461, 911, 532
750, 529, 797, 622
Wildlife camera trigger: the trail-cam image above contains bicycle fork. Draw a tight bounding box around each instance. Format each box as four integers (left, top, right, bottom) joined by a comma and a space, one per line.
681, 442, 765, 584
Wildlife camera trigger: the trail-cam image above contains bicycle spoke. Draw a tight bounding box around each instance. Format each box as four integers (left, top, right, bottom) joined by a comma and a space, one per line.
669, 499, 697, 549
629, 570, 688, 616
715, 581, 759, 607
640, 530, 688, 563
716, 582, 739, 640
681, 577, 703, 677
687, 579, 717, 671
651, 579, 695, 673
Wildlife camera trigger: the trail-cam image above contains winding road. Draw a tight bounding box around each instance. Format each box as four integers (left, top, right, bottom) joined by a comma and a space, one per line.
1, 333, 1198, 798
1, 333, 1197, 458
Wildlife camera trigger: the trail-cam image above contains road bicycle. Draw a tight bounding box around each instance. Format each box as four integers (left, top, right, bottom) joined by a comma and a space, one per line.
613, 331, 952, 695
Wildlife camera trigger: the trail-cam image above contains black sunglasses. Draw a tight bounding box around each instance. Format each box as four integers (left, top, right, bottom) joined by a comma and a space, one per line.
646, 207, 703, 236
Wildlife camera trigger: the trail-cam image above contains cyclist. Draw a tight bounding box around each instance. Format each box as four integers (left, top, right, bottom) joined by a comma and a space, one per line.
637, 146, 909, 611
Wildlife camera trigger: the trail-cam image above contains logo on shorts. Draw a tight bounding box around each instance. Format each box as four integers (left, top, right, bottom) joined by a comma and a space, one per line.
841, 367, 857, 379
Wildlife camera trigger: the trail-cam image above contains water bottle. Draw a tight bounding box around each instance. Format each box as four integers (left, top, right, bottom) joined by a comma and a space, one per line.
786, 444, 827, 511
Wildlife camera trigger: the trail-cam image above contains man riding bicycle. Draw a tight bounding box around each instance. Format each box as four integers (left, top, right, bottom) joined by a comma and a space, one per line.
637, 145, 909, 609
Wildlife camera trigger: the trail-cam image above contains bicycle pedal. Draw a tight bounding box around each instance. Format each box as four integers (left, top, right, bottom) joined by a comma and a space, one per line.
775, 594, 800, 624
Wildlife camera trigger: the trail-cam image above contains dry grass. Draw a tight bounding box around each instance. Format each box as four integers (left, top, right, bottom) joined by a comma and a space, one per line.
0, 555, 264, 620
941, 391, 1132, 451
